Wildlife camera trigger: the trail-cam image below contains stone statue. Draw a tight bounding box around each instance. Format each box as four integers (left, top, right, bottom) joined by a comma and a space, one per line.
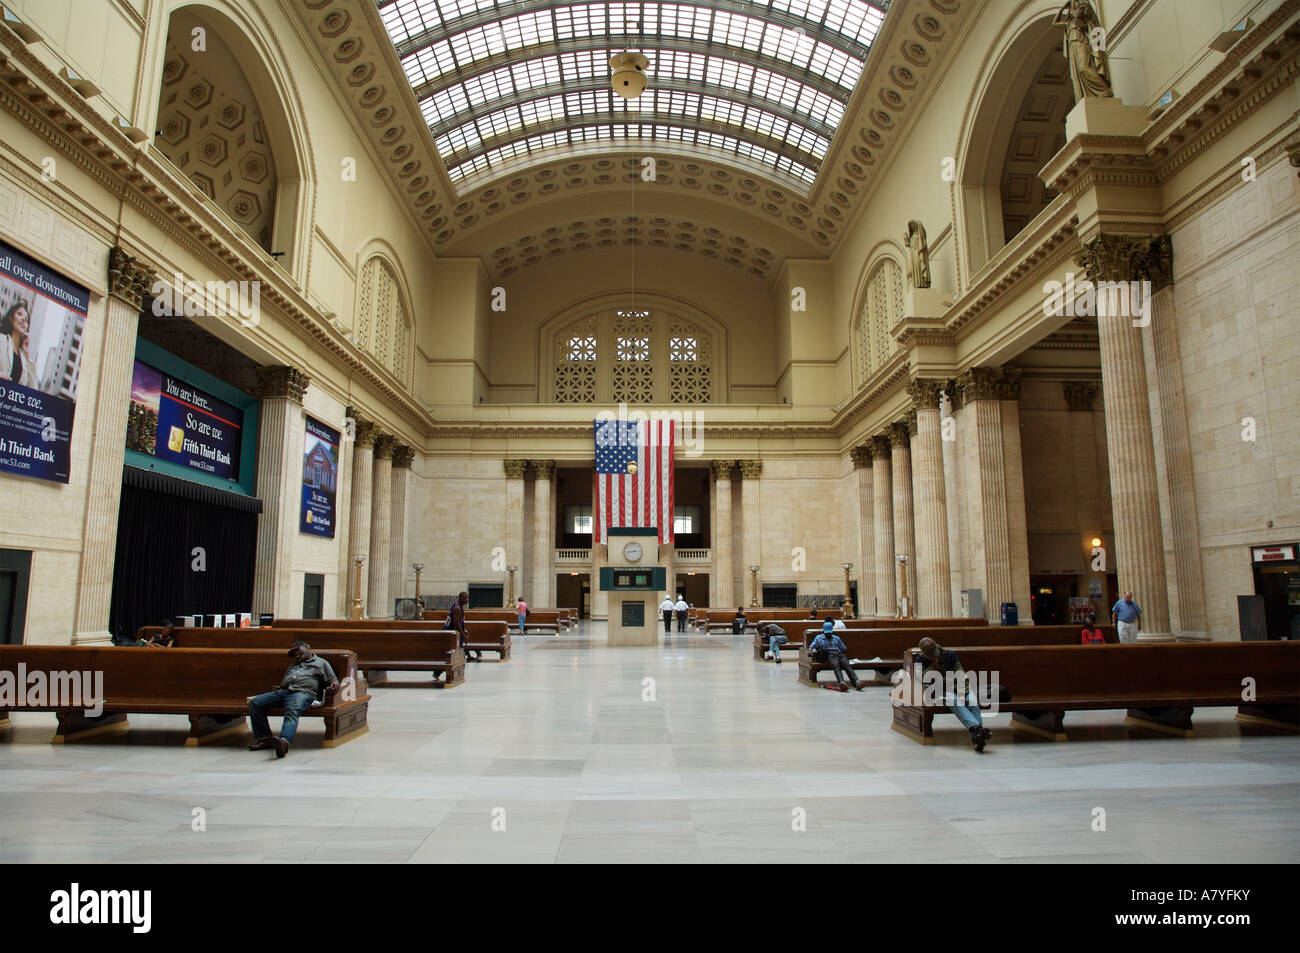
904, 220, 930, 289
1054, 0, 1113, 100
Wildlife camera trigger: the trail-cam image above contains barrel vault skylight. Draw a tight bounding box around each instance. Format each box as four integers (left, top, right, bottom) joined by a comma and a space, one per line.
377, 0, 888, 192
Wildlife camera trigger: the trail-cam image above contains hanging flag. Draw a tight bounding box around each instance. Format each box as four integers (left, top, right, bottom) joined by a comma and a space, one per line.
594, 417, 675, 544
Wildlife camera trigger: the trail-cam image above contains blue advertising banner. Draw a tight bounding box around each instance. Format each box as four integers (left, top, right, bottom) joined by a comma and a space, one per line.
0, 240, 90, 484
300, 416, 339, 538
127, 360, 243, 481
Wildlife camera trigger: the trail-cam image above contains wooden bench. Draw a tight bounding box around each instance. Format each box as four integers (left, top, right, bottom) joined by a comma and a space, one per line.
0, 645, 369, 746
889, 641, 1300, 743
704, 607, 843, 633
754, 617, 985, 660
144, 625, 466, 686
423, 608, 562, 634
796, 624, 1116, 685
267, 618, 510, 662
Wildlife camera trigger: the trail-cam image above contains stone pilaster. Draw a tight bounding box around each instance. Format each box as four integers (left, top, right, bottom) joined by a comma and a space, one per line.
388, 445, 414, 612
530, 460, 555, 607
711, 460, 736, 607
889, 421, 918, 615
76, 248, 156, 643
1077, 234, 1172, 638
738, 460, 763, 606
868, 436, 895, 617
849, 446, 874, 616
908, 378, 952, 618
251, 365, 309, 619
504, 459, 527, 608
367, 435, 394, 618
347, 420, 376, 615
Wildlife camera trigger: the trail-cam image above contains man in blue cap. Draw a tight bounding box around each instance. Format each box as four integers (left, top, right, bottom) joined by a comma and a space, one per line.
808, 619, 863, 692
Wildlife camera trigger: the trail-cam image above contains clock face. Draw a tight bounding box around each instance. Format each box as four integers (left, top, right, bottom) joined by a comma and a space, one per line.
623, 542, 643, 562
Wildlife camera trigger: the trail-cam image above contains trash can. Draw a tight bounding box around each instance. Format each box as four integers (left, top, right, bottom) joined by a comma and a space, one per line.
1000, 602, 1018, 626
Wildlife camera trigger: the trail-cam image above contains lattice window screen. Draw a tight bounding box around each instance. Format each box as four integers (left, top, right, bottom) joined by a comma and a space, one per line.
356, 259, 376, 351
667, 315, 712, 404
554, 315, 598, 403
374, 268, 393, 370
612, 310, 654, 404
355, 256, 411, 385
393, 297, 409, 384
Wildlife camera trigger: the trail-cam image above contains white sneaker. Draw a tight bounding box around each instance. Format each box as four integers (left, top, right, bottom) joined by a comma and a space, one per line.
763, 652, 772, 660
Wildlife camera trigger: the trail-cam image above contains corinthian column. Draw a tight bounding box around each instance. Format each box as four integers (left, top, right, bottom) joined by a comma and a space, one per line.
76, 248, 156, 643
711, 460, 736, 607
1077, 235, 1172, 638
850, 446, 874, 615
868, 436, 895, 616
367, 435, 394, 618
504, 459, 527, 606
908, 378, 952, 618
530, 460, 555, 607
252, 365, 309, 619
739, 460, 763, 605
388, 445, 414, 612
890, 420, 918, 614
347, 420, 376, 615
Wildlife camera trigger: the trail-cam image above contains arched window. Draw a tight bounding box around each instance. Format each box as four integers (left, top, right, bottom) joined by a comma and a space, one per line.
853, 259, 903, 388
355, 256, 412, 385
552, 307, 715, 404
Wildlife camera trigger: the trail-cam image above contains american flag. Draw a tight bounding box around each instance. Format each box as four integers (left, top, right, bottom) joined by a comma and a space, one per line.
594, 418, 675, 544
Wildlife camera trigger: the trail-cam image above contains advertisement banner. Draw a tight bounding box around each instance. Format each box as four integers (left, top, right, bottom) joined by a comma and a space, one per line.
300, 416, 339, 538
0, 240, 91, 484
127, 360, 243, 481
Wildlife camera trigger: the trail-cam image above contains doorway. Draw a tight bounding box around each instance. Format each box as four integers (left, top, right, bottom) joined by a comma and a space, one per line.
677, 573, 708, 609
556, 572, 589, 618
302, 573, 324, 620
1252, 558, 1299, 639
468, 584, 504, 608
0, 548, 31, 644
1029, 574, 1077, 625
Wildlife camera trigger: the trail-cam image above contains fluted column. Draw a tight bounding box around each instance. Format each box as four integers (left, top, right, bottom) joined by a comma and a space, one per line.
75, 248, 156, 643
366, 435, 394, 618
711, 460, 736, 607
941, 383, 967, 613
530, 460, 555, 607
850, 446, 874, 615
1077, 235, 1172, 638
890, 421, 918, 614
908, 378, 952, 618
504, 459, 527, 607
252, 366, 309, 618
388, 445, 414, 611
868, 436, 895, 617
739, 460, 763, 605
347, 420, 376, 615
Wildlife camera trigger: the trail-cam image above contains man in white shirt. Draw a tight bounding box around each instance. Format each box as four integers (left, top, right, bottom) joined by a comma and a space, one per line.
659, 595, 676, 634
832, 618, 847, 632
674, 595, 689, 632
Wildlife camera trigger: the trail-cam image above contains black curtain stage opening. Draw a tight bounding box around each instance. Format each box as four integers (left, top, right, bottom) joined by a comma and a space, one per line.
108, 466, 260, 641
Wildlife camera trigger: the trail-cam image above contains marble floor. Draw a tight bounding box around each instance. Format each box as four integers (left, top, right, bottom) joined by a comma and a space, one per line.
2, 623, 1297, 864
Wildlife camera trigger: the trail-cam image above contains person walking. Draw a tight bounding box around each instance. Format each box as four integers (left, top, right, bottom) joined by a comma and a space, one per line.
674, 594, 689, 632
660, 595, 676, 634
516, 597, 528, 635
1110, 591, 1142, 644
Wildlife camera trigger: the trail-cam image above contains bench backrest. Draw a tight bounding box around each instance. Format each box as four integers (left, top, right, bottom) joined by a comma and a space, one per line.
799, 624, 1117, 658
898, 642, 1300, 704
142, 626, 459, 667
264, 619, 504, 638
0, 645, 360, 706
709, 607, 842, 624
421, 609, 561, 624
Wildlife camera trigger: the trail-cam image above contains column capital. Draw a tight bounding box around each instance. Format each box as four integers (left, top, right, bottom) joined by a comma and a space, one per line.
905, 377, 946, 411
867, 435, 891, 460
253, 365, 309, 403
504, 459, 528, 479
1062, 381, 1099, 412
353, 420, 377, 449
957, 366, 1021, 403
888, 420, 912, 448
711, 459, 736, 481
108, 246, 156, 309
392, 445, 415, 468
530, 459, 555, 480
372, 434, 395, 460
1076, 233, 1172, 289
738, 459, 763, 479
943, 378, 962, 412
906, 410, 918, 438
849, 445, 873, 469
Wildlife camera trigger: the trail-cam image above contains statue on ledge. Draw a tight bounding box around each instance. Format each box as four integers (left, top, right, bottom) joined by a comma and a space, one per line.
1054, 0, 1113, 100
904, 220, 930, 289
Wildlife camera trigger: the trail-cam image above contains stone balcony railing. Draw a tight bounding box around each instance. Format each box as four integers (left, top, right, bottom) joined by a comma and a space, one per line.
674, 548, 711, 561
555, 549, 592, 562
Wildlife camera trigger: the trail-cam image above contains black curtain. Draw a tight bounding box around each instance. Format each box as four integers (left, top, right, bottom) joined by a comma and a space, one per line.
108, 467, 260, 641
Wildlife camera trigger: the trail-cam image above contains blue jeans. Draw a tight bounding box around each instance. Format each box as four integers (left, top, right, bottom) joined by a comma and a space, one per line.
947, 692, 984, 731
248, 689, 315, 743
767, 634, 787, 655
518, 613, 527, 634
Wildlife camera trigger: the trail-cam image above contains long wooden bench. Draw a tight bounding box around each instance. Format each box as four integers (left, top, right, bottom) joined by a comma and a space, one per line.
422, 608, 562, 634
704, 607, 843, 633
796, 624, 1116, 685
889, 642, 1300, 743
754, 617, 985, 660
0, 645, 369, 746
267, 618, 510, 661
142, 625, 466, 686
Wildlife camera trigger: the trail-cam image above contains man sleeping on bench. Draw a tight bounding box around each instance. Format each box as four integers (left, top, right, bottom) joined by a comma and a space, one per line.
248, 640, 339, 759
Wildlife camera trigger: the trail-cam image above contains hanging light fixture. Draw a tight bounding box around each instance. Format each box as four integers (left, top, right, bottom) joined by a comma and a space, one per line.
609, 51, 650, 99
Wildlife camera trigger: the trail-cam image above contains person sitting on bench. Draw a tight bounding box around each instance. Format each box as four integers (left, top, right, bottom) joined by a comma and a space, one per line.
732, 607, 748, 634
1080, 617, 1105, 645
831, 617, 847, 632
916, 637, 992, 753
762, 623, 787, 663
139, 619, 176, 647
810, 620, 863, 692
248, 640, 339, 758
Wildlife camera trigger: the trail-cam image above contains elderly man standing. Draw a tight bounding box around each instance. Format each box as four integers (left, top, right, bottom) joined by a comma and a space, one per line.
1111, 591, 1143, 644
248, 640, 339, 758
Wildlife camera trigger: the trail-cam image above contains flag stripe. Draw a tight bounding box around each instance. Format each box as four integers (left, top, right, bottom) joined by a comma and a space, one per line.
593, 417, 675, 544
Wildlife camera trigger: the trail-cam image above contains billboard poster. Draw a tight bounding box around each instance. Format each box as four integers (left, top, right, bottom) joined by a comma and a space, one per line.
300, 415, 339, 538
0, 240, 91, 484
127, 360, 243, 480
